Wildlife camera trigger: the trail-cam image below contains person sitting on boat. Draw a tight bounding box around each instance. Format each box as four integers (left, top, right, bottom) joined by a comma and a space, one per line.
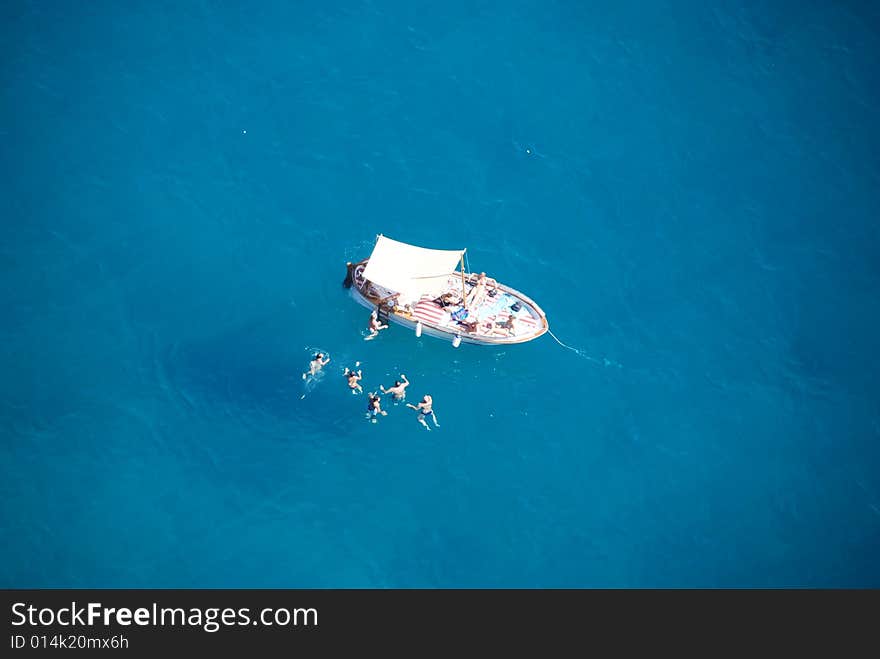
407, 395, 440, 431
380, 374, 410, 401
495, 314, 516, 336
366, 309, 389, 339
457, 315, 477, 332
303, 352, 330, 379
365, 393, 387, 422
344, 366, 363, 394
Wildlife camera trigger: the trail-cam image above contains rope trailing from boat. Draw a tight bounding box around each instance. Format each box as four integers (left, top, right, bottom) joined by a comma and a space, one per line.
547, 328, 622, 368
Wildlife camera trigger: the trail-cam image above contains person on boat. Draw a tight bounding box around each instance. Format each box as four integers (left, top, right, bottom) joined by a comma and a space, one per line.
303, 352, 330, 379
380, 374, 410, 401
365, 393, 388, 422
344, 366, 363, 394
470, 271, 496, 288
459, 316, 493, 334
434, 292, 461, 308
366, 310, 389, 339
467, 272, 495, 308
495, 314, 516, 336
407, 395, 440, 431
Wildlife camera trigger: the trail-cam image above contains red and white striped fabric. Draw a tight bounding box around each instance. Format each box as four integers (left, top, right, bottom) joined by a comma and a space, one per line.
514, 314, 539, 328
411, 296, 450, 326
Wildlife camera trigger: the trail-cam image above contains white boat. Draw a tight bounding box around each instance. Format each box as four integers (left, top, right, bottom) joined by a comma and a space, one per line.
343, 235, 549, 346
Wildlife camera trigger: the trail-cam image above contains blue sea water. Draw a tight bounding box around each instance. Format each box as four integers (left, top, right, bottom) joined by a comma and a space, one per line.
2, 0, 879, 587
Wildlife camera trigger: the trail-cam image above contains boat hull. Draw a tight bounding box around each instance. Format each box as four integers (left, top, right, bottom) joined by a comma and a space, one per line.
346, 259, 549, 346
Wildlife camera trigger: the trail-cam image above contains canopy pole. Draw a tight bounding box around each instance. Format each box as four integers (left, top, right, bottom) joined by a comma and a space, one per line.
460, 252, 467, 310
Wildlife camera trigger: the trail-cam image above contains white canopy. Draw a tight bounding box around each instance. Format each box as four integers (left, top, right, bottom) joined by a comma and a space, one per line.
361, 235, 465, 303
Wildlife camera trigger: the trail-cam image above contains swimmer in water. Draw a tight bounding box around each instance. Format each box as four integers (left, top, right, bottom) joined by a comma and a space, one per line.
344, 366, 363, 394
365, 393, 388, 422
366, 310, 389, 339
380, 374, 410, 401
303, 352, 330, 379
407, 394, 440, 431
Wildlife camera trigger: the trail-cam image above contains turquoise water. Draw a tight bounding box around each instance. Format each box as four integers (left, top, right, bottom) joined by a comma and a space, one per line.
2, 0, 879, 587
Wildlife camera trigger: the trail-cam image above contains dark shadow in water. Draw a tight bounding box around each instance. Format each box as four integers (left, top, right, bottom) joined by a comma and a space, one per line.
161, 307, 346, 437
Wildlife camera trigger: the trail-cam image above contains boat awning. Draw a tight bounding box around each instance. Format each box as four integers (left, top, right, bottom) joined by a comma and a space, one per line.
361, 235, 465, 302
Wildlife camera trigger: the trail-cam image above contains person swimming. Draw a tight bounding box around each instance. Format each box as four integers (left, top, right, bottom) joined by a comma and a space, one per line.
366, 310, 389, 339
303, 352, 330, 379
380, 374, 410, 401
407, 394, 440, 431
365, 393, 388, 422
344, 366, 363, 394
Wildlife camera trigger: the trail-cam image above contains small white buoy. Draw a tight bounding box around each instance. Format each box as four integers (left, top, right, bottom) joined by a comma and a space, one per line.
242, 130, 247, 134
452, 334, 462, 348
526, 148, 531, 154
415, 321, 423, 337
